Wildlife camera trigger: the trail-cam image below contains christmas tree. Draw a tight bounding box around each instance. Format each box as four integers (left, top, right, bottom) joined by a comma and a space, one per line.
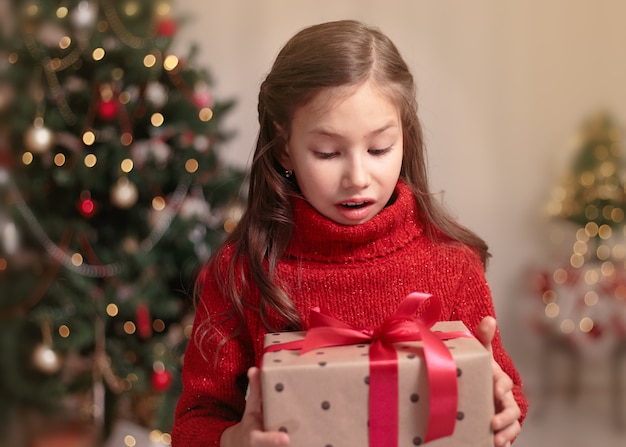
0, 0, 243, 442
532, 112, 626, 354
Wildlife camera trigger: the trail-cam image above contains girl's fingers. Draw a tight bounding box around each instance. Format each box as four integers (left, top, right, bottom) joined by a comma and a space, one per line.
475, 316, 496, 354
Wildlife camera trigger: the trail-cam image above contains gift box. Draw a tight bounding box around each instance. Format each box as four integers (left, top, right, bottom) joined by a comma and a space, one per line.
261, 320, 494, 447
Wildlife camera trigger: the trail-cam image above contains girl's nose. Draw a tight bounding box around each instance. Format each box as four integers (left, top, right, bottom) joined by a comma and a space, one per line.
341, 155, 370, 189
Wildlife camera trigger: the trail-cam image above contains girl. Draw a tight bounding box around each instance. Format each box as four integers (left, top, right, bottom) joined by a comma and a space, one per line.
172, 19, 527, 447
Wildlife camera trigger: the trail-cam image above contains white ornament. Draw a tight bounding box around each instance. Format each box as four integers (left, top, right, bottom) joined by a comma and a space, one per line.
24, 124, 55, 153
71, 1, 97, 29
111, 177, 139, 209
145, 82, 168, 108
1, 220, 19, 254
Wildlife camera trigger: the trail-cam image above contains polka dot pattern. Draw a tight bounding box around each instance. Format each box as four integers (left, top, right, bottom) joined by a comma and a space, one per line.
261, 322, 495, 447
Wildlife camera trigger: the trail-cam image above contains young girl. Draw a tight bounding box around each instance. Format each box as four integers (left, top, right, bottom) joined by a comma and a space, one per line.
172, 19, 527, 447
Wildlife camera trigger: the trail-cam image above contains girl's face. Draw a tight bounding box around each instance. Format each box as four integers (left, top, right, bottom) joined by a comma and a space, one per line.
281, 79, 403, 225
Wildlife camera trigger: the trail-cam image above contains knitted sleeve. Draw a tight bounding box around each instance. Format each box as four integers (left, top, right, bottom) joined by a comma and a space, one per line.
448, 247, 529, 427
171, 261, 253, 447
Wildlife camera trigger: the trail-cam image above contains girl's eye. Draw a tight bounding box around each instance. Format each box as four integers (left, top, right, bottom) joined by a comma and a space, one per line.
368, 147, 391, 156
314, 151, 338, 160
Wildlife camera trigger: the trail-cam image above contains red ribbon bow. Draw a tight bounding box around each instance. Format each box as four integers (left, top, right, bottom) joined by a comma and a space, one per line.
265, 292, 473, 446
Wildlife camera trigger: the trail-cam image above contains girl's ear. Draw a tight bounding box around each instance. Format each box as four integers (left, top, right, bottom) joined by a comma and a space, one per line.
273, 121, 293, 170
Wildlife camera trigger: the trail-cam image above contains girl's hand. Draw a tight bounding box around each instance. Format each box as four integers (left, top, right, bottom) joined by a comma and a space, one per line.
220, 367, 290, 447
476, 317, 522, 447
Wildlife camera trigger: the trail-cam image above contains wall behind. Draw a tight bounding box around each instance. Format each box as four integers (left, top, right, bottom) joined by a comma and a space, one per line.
172, 0, 626, 369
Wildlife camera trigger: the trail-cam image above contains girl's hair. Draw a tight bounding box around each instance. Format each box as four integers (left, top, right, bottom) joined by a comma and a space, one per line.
198, 20, 490, 352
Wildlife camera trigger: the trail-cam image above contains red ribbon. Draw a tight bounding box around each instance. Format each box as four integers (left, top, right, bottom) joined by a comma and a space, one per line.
264, 292, 473, 446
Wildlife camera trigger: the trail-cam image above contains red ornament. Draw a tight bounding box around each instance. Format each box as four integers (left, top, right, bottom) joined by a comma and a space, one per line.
98, 100, 118, 121
78, 197, 97, 218
156, 18, 177, 37
135, 303, 152, 339
151, 365, 173, 392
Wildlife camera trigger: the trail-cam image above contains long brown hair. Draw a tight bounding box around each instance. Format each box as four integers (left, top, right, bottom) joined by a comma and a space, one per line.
198, 20, 490, 353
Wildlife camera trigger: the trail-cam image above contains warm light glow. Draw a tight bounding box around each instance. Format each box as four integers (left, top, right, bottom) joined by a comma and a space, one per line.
583, 269, 599, 285
570, 253, 585, 268
22, 152, 34, 165
584, 291, 599, 306
573, 241, 588, 255
542, 290, 557, 304
199, 107, 213, 122
84, 154, 97, 168
560, 319, 575, 334
26, 4, 38, 16
83, 131, 96, 146
71, 253, 83, 266
585, 222, 599, 237
553, 268, 568, 284
152, 196, 166, 211
580, 171, 595, 187
185, 159, 199, 173
119, 91, 131, 104
124, 1, 139, 16
54, 153, 66, 166
579, 317, 594, 333
59, 36, 71, 50
598, 224, 612, 239
106, 303, 119, 317
163, 55, 179, 71
123, 435, 137, 447
596, 244, 611, 260
545, 302, 560, 318
121, 132, 133, 146
58, 325, 70, 338
144, 54, 157, 68
151, 113, 165, 127
56, 7, 69, 18
156, 1, 171, 16
153, 319, 166, 332
124, 321, 137, 334
121, 159, 133, 173
92, 48, 106, 61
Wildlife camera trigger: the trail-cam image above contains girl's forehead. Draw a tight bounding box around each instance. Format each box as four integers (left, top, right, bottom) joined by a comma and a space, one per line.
298, 80, 398, 118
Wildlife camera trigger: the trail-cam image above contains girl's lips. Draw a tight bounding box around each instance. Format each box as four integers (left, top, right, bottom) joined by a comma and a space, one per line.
335, 200, 375, 222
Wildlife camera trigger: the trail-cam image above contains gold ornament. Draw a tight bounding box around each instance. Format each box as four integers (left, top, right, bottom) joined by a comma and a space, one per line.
32, 343, 62, 374
24, 124, 55, 153
32, 319, 62, 374
111, 176, 138, 209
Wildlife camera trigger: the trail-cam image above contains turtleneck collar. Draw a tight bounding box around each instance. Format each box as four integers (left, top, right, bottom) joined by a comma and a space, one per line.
284, 181, 424, 263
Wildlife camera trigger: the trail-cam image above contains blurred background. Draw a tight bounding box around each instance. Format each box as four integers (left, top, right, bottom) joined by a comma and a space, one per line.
1, 0, 626, 446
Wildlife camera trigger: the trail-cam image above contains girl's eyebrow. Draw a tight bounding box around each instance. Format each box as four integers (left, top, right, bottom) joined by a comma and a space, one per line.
308, 122, 399, 138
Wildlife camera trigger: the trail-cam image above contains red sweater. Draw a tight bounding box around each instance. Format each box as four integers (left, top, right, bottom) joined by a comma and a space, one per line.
172, 181, 528, 446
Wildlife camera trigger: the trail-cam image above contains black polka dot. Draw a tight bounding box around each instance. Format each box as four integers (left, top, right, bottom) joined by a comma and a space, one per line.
278, 426, 288, 433
273, 359, 282, 363
407, 353, 416, 359
272, 333, 280, 336
457, 368, 462, 377
364, 376, 369, 385
275, 383, 284, 392
272, 340, 281, 344
457, 411, 465, 421
410, 393, 419, 403
318, 361, 327, 367
325, 445, 333, 447
356, 344, 366, 348
316, 351, 325, 355
321, 401, 331, 410
412, 436, 422, 445
361, 353, 368, 357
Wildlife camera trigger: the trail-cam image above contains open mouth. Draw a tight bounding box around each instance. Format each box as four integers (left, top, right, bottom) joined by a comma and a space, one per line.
340, 201, 369, 209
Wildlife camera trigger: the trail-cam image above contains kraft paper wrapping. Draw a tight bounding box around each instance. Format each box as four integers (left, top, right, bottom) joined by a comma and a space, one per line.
261, 321, 494, 447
